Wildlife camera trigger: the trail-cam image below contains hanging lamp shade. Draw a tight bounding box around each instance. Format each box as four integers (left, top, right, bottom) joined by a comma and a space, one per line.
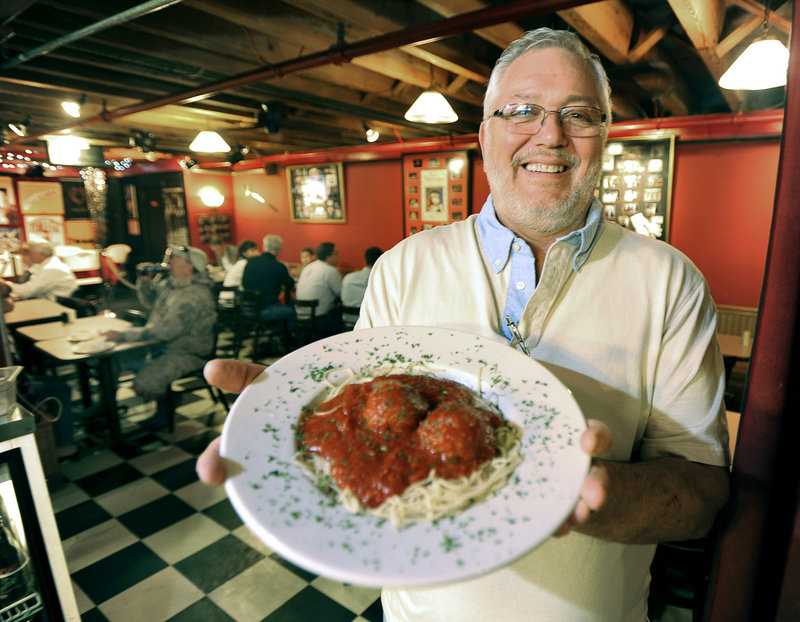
189, 130, 231, 153
404, 90, 458, 123
719, 39, 790, 90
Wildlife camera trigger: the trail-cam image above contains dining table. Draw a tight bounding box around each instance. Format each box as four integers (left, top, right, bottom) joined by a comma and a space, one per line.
3, 298, 72, 328
30, 318, 159, 439
717, 332, 753, 383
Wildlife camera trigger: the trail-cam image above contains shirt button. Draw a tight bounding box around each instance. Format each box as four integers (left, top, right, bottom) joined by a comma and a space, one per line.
512, 243, 521, 252
494, 258, 501, 266
516, 281, 525, 290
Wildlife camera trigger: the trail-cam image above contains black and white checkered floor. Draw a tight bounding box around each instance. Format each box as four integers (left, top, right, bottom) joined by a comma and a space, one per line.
47, 375, 383, 621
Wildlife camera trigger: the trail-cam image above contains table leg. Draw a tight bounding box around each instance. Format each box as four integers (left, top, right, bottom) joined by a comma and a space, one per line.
97, 358, 121, 438
76, 362, 93, 408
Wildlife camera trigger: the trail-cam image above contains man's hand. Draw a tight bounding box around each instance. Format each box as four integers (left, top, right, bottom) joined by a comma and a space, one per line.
553, 419, 613, 537
196, 359, 266, 486
103, 330, 121, 342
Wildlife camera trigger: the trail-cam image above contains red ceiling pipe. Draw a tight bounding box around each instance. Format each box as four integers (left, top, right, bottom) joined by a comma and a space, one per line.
10, 0, 591, 144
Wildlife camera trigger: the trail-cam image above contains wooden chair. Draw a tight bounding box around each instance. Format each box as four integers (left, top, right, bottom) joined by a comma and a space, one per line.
232, 290, 291, 360
341, 305, 361, 331
164, 323, 230, 430
56, 294, 100, 318
293, 298, 318, 346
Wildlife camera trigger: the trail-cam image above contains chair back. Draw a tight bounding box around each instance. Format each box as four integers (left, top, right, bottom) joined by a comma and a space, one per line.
341, 305, 360, 331
56, 295, 99, 318
293, 298, 319, 346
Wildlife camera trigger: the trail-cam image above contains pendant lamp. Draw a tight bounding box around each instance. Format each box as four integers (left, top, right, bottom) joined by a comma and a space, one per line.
404, 90, 458, 123
189, 130, 231, 153
719, 38, 790, 90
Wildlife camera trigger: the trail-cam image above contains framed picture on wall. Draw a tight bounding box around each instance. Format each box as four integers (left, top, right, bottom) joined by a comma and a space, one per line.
597, 135, 675, 242
287, 163, 346, 223
402, 151, 469, 237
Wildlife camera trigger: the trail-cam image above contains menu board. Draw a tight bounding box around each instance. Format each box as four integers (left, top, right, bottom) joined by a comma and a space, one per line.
596, 135, 675, 242
403, 151, 469, 237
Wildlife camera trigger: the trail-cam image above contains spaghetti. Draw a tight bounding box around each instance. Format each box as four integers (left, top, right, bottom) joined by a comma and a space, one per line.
296, 369, 522, 527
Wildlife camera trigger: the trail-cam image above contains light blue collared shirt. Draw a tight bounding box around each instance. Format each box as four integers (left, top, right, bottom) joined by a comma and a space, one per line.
476, 195, 605, 341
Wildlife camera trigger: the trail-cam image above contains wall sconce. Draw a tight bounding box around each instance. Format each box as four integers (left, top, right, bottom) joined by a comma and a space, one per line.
189, 130, 230, 153
244, 185, 266, 203
199, 186, 225, 208
61, 94, 87, 118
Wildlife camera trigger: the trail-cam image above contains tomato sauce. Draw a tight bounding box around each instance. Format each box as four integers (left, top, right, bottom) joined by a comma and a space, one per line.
296, 374, 503, 508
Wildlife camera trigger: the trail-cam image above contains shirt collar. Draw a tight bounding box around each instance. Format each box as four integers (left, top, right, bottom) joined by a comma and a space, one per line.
477, 195, 605, 273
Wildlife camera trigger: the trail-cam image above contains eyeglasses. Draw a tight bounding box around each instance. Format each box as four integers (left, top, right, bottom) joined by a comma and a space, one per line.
489, 103, 607, 137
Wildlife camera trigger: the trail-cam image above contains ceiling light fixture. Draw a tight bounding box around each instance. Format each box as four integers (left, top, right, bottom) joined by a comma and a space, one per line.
719, 39, 790, 90
189, 130, 231, 153
719, 2, 789, 90
404, 89, 458, 124
130, 129, 157, 153
179, 156, 199, 171
61, 94, 87, 118
8, 120, 28, 137
363, 123, 380, 143
228, 145, 250, 165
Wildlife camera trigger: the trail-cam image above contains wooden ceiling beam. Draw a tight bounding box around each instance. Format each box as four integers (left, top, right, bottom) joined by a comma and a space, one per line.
414, 0, 524, 49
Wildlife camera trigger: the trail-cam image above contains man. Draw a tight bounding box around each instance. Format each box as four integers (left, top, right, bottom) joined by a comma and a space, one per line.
208, 238, 237, 272
340, 246, 381, 328
8, 242, 77, 301
198, 28, 729, 622
241, 234, 294, 326
104, 244, 216, 428
296, 241, 342, 335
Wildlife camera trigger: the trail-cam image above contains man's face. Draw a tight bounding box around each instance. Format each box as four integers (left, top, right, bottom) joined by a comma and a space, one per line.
300, 251, 313, 265
326, 248, 339, 266
169, 255, 194, 280
479, 47, 606, 238
21, 250, 45, 267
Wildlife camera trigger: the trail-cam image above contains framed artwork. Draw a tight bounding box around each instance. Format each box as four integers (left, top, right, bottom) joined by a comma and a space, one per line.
287, 163, 346, 223
61, 179, 90, 219
596, 135, 675, 242
17, 180, 64, 215
23, 214, 65, 246
403, 151, 469, 237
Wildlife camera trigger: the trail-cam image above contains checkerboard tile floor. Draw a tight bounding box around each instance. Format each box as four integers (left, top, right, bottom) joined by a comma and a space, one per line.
48, 382, 383, 622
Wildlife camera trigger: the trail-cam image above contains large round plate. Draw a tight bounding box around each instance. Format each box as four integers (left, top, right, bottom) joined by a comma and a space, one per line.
221, 326, 588, 588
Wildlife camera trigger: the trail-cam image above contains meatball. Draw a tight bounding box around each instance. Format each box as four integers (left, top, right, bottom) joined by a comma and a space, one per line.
361, 377, 430, 434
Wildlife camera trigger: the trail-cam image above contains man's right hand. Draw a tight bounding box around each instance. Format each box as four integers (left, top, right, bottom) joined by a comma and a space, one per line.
196, 359, 266, 486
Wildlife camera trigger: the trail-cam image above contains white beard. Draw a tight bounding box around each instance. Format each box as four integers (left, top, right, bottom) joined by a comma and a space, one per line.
486, 150, 602, 234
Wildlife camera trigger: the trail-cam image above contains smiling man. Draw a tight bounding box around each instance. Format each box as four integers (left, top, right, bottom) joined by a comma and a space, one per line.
357, 28, 730, 622
197, 28, 730, 622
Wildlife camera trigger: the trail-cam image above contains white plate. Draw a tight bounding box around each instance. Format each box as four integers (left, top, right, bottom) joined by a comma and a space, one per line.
71, 338, 115, 354
67, 329, 98, 343
221, 326, 589, 588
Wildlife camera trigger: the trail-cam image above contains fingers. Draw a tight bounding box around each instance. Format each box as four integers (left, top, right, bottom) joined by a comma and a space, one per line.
204, 359, 266, 393
196, 437, 225, 486
580, 419, 612, 456
553, 461, 610, 538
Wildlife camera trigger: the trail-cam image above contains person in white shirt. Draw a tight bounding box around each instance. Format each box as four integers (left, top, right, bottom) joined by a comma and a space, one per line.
218, 239, 259, 306
9, 242, 78, 301
197, 28, 730, 622
340, 246, 381, 326
296, 241, 342, 335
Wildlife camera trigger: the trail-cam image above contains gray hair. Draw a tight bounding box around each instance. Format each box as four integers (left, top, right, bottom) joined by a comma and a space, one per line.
484, 28, 612, 122
21, 242, 54, 257
263, 234, 283, 255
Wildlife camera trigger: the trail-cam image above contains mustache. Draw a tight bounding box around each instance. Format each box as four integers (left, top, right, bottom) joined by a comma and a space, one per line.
511, 149, 580, 170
